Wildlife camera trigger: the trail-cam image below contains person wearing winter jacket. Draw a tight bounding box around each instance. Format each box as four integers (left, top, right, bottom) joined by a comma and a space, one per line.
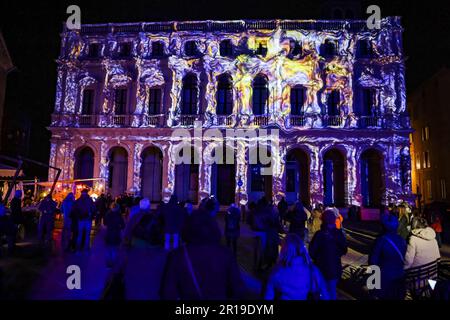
309, 208, 348, 300
72, 189, 96, 251
161, 195, 185, 250
264, 233, 329, 300
60, 193, 75, 251
37, 195, 57, 245
369, 214, 407, 300
404, 218, 441, 270
224, 204, 241, 256
286, 201, 308, 240
103, 202, 125, 267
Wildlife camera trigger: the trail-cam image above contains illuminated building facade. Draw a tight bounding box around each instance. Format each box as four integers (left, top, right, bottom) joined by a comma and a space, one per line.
48, 18, 413, 215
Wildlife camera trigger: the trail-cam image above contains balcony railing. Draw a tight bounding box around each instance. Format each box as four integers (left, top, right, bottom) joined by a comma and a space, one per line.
179, 115, 199, 126
217, 115, 235, 126
253, 115, 269, 126
112, 115, 129, 126
359, 116, 383, 128
140, 114, 165, 127
323, 115, 344, 127
289, 115, 307, 127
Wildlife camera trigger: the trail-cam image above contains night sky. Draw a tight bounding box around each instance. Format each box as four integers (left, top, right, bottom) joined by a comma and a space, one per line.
1, 0, 449, 179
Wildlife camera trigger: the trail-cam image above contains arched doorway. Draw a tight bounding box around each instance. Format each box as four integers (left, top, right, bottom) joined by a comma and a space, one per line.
108, 147, 128, 197
286, 148, 310, 205
323, 148, 346, 207
361, 149, 383, 208
141, 146, 163, 202
74, 146, 94, 187
174, 146, 199, 203
211, 146, 236, 205
248, 146, 273, 203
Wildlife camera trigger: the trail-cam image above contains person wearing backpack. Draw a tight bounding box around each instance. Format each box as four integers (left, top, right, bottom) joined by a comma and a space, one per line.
369, 214, 407, 300
72, 189, 96, 251
224, 204, 241, 256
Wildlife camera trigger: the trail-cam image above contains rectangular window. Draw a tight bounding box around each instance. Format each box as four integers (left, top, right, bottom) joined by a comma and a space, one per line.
415, 153, 421, 170
114, 89, 127, 115
424, 151, 431, 168
361, 88, 375, 116
185, 41, 198, 56
81, 89, 94, 115
290, 86, 306, 115
220, 40, 233, 57
327, 90, 340, 116
356, 40, 373, 58
148, 88, 161, 115
441, 179, 447, 200
426, 179, 433, 200
88, 43, 100, 58
250, 165, 265, 192
152, 41, 164, 57
255, 40, 268, 56
118, 42, 132, 58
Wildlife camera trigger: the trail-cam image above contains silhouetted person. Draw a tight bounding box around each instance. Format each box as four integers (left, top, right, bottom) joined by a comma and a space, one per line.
72, 189, 96, 251
37, 194, 57, 245
162, 195, 185, 250
369, 214, 407, 300
309, 209, 348, 300
61, 192, 75, 251
224, 204, 240, 256
161, 210, 245, 300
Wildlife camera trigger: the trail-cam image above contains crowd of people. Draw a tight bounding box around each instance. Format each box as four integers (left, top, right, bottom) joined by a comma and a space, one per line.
0, 188, 447, 300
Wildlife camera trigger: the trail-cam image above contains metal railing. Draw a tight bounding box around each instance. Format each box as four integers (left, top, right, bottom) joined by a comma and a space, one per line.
112, 115, 129, 126
359, 116, 383, 128
179, 114, 199, 126
217, 115, 235, 126
289, 115, 307, 127
253, 115, 269, 126
323, 115, 344, 127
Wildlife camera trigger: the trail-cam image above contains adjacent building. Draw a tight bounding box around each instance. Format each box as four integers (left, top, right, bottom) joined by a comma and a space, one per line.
0, 31, 14, 152
48, 18, 413, 217
409, 68, 450, 206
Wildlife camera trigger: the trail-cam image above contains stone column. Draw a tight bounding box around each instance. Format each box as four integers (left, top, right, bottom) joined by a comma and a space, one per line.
310, 145, 323, 206
347, 144, 360, 206
131, 142, 143, 195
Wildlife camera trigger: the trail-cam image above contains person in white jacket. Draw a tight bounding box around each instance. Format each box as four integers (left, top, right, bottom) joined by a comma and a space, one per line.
404, 218, 441, 270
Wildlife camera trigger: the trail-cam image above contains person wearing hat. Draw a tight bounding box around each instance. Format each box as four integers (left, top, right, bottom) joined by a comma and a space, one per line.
369, 214, 407, 299
309, 208, 348, 300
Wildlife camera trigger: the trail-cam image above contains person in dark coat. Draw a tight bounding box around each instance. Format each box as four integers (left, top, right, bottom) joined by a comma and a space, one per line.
277, 197, 288, 226
104, 202, 125, 267
72, 189, 96, 251
224, 205, 241, 256
95, 193, 108, 227
0, 204, 15, 256
286, 201, 308, 239
37, 195, 57, 245
10, 190, 23, 226
309, 208, 348, 300
162, 195, 185, 250
161, 210, 245, 300
61, 192, 75, 251
369, 214, 407, 300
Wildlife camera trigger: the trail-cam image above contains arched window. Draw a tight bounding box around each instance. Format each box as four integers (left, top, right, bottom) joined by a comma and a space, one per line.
216, 74, 233, 115
181, 74, 198, 115
327, 90, 340, 116
252, 74, 269, 115
74, 147, 94, 186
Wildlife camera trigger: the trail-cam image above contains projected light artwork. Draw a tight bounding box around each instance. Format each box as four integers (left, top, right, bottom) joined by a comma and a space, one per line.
48, 18, 413, 213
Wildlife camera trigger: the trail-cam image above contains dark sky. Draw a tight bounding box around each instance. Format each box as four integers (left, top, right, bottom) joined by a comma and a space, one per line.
1, 0, 449, 179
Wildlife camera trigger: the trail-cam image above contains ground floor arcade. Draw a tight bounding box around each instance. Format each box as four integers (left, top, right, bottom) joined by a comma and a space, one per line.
48, 127, 414, 209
